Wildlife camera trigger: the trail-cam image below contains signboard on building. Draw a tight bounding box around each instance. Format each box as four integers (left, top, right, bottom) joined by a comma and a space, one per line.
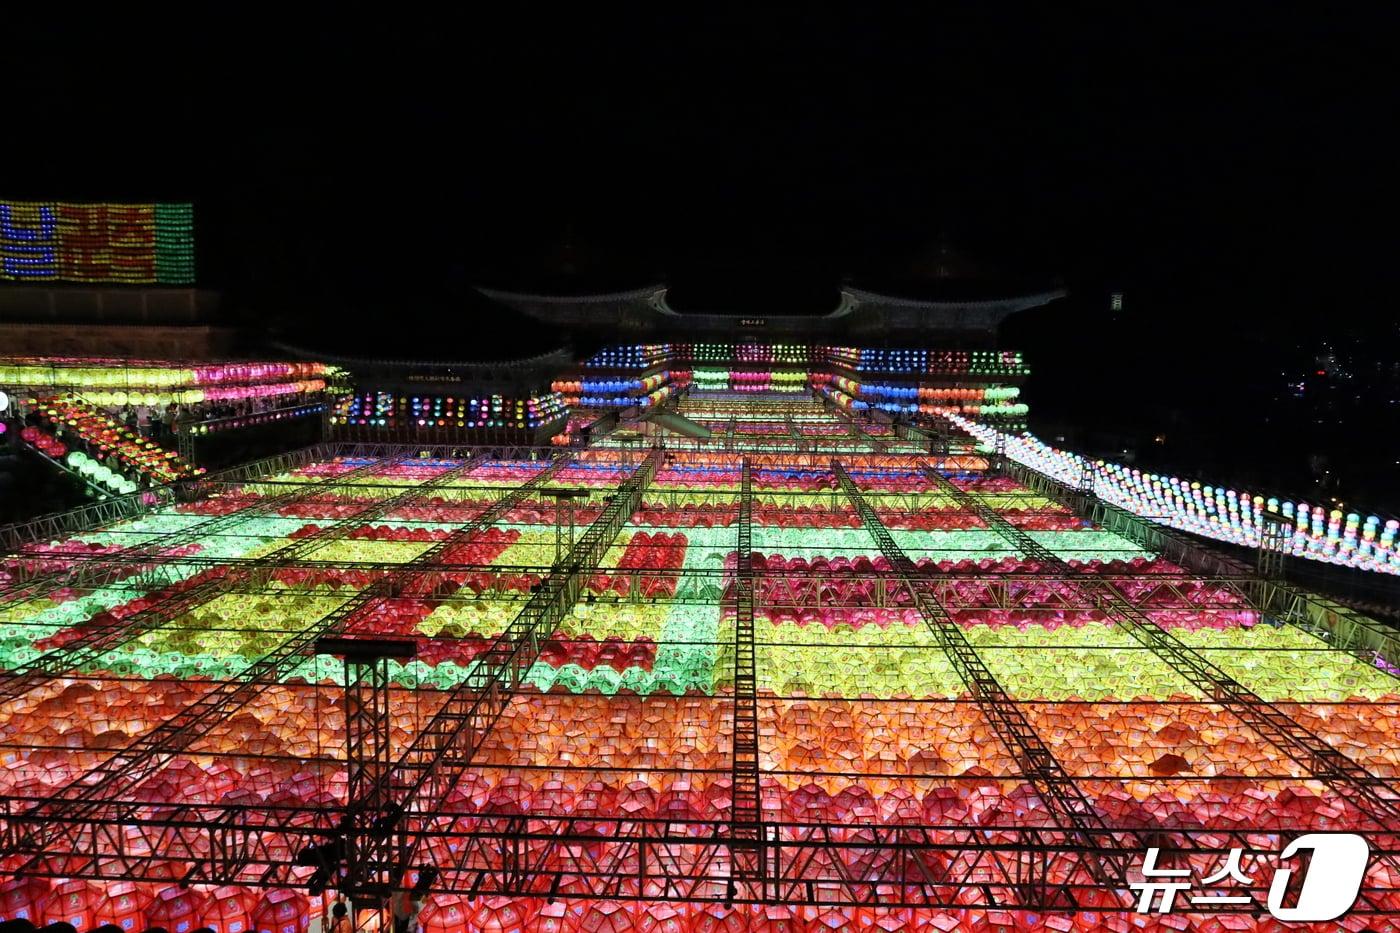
0, 200, 194, 284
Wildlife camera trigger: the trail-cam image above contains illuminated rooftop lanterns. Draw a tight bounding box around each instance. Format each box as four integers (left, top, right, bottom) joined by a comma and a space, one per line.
951, 414, 1400, 576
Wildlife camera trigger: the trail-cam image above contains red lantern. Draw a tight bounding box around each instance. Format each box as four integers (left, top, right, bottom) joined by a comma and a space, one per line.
41, 879, 101, 932
94, 881, 154, 933
252, 890, 310, 933
147, 885, 210, 933
0, 875, 50, 923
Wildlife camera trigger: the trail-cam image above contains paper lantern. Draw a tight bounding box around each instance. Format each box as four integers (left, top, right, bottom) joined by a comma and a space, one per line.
146, 886, 210, 933
0, 876, 51, 923
417, 895, 468, 933
202, 887, 257, 933
41, 879, 101, 931
93, 882, 154, 933
251, 890, 309, 933
466, 897, 537, 933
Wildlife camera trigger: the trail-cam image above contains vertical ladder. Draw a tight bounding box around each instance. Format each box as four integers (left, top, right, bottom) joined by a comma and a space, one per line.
731, 458, 763, 888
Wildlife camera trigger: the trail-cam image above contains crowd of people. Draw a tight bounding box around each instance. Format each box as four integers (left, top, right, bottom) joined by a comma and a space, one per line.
118, 393, 318, 443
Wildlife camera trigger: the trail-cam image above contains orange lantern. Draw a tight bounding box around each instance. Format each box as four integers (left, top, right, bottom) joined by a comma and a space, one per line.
251, 890, 310, 933
0, 875, 50, 923
93, 881, 154, 932
41, 879, 101, 932
146, 885, 211, 933
203, 886, 258, 933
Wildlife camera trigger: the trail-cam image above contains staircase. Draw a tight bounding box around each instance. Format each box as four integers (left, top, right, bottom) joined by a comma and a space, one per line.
26, 394, 201, 488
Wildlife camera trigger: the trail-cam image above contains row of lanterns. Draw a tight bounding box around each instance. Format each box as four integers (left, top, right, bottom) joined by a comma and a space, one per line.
950, 414, 1400, 575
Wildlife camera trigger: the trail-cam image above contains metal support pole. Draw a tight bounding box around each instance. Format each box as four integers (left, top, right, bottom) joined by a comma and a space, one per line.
315, 637, 418, 907
1258, 510, 1291, 579
542, 489, 591, 568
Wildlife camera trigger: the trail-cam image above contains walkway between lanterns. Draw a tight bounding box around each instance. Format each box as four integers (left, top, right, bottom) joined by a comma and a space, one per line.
920, 446, 1400, 830
340, 447, 665, 908
0, 451, 574, 871
831, 457, 1136, 902
0, 453, 488, 711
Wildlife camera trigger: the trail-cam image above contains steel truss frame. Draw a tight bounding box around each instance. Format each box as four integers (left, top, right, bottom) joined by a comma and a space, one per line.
337, 448, 665, 907
0, 456, 489, 709
831, 459, 1135, 901
6, 795, 1399, 914
933, 463, 1400, 829
730, 458, 762, 885
0, 455, 572, 868
315, 637, 417, 898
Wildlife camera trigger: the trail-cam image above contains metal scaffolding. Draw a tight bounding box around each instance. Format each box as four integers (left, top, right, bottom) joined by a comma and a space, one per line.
921, 459, 1400, 827
831, 459, 1133, 905
0, 418, 1395, 919
0, 455, 486, 709
336, 448, 664, 907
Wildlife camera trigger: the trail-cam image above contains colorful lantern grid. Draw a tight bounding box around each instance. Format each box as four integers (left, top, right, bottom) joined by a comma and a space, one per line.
0, 382, 1395, 931
330, 391, 567, 430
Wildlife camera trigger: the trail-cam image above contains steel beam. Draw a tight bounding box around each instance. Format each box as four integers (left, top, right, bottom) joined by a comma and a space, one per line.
340, 449, 665, 903
832, 459, 1134, 904
922, 460, 1400, 827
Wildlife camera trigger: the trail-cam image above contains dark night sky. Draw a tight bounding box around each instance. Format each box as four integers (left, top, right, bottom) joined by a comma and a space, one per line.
5, 8, 1399, 498
8, 9, 1395, 317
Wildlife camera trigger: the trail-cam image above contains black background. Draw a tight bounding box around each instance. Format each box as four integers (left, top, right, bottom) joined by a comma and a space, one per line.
5, 7, 1398, 506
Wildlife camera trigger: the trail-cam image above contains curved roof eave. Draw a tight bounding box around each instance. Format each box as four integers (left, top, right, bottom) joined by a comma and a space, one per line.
841, 286, 1067, 315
